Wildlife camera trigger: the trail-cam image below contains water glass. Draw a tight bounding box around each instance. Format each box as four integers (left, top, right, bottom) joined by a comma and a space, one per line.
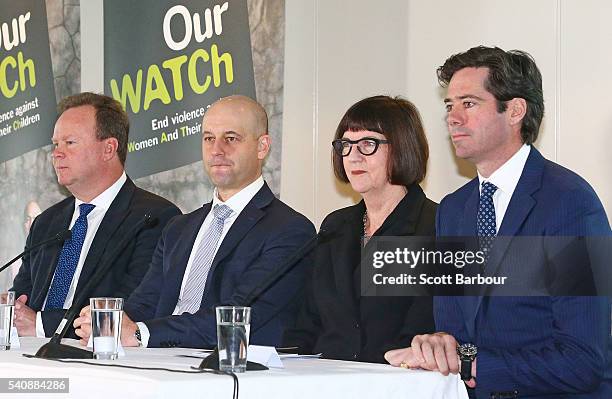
0, 291, 15, 350
216, 306, 251, 372
90, 297, 123, 360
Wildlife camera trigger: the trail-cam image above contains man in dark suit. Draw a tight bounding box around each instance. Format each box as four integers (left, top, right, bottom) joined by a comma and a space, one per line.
74, 95, 315, 349
11, 92, 181, 338
385, 46, 611, 398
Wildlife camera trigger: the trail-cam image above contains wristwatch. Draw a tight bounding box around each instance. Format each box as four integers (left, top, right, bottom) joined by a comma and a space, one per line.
457, 343, 477, 381
134, 326, 143, 347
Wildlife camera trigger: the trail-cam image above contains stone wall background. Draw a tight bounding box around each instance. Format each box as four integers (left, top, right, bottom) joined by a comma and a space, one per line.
0, 0, 285, 291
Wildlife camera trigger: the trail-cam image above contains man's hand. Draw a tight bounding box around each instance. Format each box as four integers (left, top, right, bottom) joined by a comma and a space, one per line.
384, 332, 477, 387
74, 308, 140, 347
14, 295, 36, 336
120, 313, 139, 347
73, 305, 92, 346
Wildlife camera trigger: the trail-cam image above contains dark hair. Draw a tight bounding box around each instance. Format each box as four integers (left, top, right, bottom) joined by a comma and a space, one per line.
437, 46, 544, 144
332, 95, 429, 186
58, 92, 129, 165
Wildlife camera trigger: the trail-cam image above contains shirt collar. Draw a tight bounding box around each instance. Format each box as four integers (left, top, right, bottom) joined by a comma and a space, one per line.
211, 175, 265, 216
478, 144, 531, 195
75, 172, 127, 211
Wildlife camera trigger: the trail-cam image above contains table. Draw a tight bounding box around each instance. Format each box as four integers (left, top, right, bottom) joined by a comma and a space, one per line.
0, 338, 469, 399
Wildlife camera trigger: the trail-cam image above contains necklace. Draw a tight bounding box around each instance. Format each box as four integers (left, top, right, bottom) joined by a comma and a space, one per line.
362, 210, 370, 246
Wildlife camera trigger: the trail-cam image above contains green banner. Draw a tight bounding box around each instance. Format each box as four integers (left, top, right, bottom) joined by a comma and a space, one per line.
104, 0, 256, 178
0, 0, 57, 163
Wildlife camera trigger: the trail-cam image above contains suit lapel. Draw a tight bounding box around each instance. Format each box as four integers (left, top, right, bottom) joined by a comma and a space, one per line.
161, 205, 210, 314
203, 184, 274, 295
332, 206, 363, 316
457, 180, 483, 339
497, 149, 543, 236
460, 181, 479, 236
480, 149, 542, 283
472, 149, 544, 314
73, 179, 135, 297
31, 200, 75, 309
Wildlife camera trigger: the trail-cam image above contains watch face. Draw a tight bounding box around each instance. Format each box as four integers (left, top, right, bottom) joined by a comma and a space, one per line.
457, 343, 477, 359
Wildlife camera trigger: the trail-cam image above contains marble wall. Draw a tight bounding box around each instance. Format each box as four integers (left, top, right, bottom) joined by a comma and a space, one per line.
0, 0, 286, 291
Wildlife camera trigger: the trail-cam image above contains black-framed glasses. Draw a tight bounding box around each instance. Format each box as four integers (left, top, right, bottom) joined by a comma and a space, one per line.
332, 138, 389, 157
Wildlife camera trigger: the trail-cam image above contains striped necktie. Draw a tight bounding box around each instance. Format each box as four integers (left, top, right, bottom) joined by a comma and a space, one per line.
178, 204, 233, 314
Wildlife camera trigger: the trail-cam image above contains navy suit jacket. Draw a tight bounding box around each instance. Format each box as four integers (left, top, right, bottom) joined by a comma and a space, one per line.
11, 178, 181, 337
435, 148, 611, 398
124, 182, 316, 349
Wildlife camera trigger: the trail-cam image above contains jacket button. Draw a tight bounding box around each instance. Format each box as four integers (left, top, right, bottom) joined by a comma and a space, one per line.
354, 323, 360, 329
353, 354, 358, 359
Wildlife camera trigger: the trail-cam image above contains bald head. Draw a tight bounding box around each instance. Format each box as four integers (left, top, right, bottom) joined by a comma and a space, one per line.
201, 95, 271, 201
207, 95, 268, 138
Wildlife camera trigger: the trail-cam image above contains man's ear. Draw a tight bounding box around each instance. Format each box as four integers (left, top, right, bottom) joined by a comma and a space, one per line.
103, 137, 119, 161
257, 134, 271, 160
507, 97, 527, 127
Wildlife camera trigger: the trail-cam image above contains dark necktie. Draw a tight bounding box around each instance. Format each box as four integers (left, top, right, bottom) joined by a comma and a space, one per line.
477, 181, 498, 264
45, 203, 95, 310
460, 182, 499, 337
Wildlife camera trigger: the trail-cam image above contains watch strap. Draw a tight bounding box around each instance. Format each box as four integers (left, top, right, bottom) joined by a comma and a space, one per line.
460, 358, 472, 381
134, 327, 143, 347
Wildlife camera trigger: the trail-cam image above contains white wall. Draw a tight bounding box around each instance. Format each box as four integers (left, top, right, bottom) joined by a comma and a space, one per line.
80, 0, 104, 92
282, 0, 411, 224
282, 0, 612, 227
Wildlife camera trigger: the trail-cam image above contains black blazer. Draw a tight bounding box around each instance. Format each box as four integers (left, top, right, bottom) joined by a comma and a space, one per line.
11, 178, 181, 336
283, 184, 437, 363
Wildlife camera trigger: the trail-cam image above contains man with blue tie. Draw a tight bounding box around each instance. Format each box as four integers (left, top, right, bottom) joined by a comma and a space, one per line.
385, 46, 611, 398
11, 92, 181, 338
74, 95, 315, 349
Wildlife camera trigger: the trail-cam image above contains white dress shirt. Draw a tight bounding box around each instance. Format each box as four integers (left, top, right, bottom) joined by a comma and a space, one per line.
477, 144, 531, 232
136, 176, 265, 347
36, 172, 127, 337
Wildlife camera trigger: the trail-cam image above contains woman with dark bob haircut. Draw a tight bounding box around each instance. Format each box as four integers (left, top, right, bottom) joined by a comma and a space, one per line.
283, 95, 436, 363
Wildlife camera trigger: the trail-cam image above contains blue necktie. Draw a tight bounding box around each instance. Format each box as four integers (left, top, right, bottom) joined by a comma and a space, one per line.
460, 182, 499, 338
177, 204, 233, 314
477, 181, 498, 265
45, 203, 96, 310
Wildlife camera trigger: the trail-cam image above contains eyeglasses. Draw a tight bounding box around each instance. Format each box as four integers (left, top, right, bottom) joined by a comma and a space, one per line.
332, 138, 389, 157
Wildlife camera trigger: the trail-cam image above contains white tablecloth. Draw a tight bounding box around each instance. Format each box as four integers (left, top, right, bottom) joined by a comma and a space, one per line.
0, 338, 469, 399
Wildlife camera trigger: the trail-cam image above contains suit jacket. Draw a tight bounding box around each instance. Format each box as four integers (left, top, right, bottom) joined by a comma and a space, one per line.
283, 184, 437, 363
435, 148, 611, 398
11, 178, 181, 337
124, 182, 316, 349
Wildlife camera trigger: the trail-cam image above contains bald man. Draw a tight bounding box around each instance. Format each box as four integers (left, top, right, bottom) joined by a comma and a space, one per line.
74, 96, 315, 349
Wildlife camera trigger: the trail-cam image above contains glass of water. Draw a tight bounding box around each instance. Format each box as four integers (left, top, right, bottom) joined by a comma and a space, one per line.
0, 291, 15, 350
90, 297, 123, 360
216, 306, 251, 373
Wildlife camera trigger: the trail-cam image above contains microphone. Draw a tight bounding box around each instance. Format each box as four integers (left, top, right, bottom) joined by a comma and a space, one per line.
0, 230, 71, 275
33, 214, 157, 359
196, 224, 337, 371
